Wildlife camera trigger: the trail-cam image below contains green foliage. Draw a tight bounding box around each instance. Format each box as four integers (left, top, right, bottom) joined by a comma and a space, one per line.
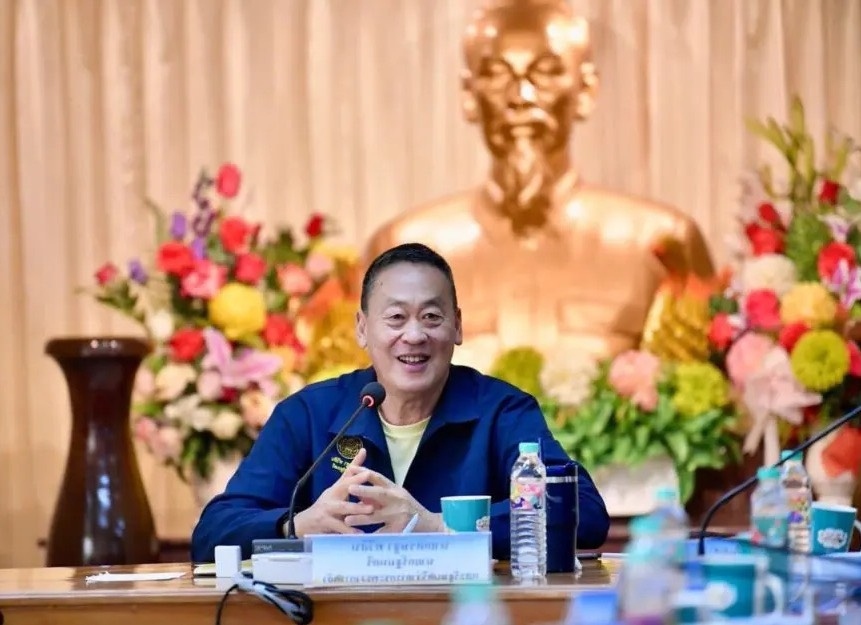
745, 96, 854, 208
546, 367, 741, 503
784, 212, 831, 281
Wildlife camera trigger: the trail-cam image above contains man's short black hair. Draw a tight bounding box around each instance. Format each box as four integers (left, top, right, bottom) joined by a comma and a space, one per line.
360, 243, 458, 313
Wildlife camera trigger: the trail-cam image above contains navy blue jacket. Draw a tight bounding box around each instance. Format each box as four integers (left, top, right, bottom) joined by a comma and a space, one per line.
191, 365, 609, 562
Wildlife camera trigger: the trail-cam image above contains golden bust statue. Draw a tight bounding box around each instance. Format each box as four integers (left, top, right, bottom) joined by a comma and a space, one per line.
362, 0, 714, 367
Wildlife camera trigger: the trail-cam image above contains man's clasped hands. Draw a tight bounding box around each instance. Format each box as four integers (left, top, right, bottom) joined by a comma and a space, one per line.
289, 448, 444, 537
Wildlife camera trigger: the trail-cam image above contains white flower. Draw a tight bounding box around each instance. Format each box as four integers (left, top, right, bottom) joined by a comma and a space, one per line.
540, 351, 599, 407
849, 178, 861, 202
196, 370, 223, 401
154, 364, 197, 401
133, 367, 155, 401
164, 394, 214, 431
146, 309, 175, 343
739, 254, 797, 297
150, 426, 183, 463
210, 410, 244, 440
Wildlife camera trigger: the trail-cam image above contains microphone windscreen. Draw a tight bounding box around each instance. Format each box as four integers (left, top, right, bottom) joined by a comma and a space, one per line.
359, 382, 386, 407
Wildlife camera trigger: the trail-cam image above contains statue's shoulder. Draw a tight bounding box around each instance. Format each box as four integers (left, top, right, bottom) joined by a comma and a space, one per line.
578, 184, 698, 232
364, 189, 479, 257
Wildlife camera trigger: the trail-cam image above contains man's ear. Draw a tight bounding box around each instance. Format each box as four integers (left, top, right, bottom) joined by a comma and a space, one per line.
454, 308, 463, 346
355, 311, 368, 349
461, 70, 479, 124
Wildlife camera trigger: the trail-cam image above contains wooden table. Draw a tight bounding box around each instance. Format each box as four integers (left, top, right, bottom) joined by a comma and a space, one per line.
0, 561, 619, 625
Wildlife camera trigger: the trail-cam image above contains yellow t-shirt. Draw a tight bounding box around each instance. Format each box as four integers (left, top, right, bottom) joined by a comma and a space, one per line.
378, 410, 430, 486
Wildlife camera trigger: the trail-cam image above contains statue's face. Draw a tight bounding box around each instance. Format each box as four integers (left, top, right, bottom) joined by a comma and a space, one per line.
462, 3, 593, 158
461, 2, 595, 225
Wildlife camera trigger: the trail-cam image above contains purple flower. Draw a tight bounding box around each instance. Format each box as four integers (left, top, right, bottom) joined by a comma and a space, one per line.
191, 237, 207, 260
169, 212, 187, 240
128, 259, 148, 285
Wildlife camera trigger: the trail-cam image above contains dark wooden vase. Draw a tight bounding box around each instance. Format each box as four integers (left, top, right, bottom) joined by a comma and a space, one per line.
45, 337, 159, 566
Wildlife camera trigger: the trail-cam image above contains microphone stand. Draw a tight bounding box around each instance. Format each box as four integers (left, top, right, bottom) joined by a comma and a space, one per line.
284, 396, 374, 540
696, 402, 861, 555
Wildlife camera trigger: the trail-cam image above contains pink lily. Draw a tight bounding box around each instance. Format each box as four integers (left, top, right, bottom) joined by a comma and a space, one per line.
201, 327, 284, 390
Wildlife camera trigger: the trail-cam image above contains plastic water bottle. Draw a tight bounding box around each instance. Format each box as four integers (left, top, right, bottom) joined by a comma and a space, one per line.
441, 584, 511, 625
750, 466, 789, 549
510, 441, 547, 581
651, 486, 690, 569
618, 516, 675, 624
779, 449, 812, 554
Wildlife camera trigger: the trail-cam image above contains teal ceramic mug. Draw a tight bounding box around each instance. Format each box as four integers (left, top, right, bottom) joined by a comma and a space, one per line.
440, 495, 491, 533
699, 554, 785, 619
811, 503, 861, 555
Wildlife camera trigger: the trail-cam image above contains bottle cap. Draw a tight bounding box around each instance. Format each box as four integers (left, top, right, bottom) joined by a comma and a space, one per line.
757, 466, 780, 480
629, 515, 661, 536
654, 486, 679, 503
519, 442, 540, 454
780, 450, 801, 462
451, 583, 494, 603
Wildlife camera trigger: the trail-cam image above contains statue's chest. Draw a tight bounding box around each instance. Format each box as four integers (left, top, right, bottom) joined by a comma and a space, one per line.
449, 237, 667, 345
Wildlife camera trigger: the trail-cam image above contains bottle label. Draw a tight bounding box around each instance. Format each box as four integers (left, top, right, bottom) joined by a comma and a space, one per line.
751, 514, 788, 548
511, 479, 545, 510
786, 491, 811, 525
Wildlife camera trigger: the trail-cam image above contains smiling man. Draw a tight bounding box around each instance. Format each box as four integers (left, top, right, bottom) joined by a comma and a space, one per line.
190, 243, 610, 563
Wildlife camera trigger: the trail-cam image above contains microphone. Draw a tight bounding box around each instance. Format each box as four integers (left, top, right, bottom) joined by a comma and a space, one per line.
283, 381, 386, 542
696, 402, 861, 555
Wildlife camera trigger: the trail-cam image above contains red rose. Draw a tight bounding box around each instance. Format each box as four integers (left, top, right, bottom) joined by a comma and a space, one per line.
215, 163, 242, 199
757, 202, 783, 229
219, 216, 252, 254
848, 341, 861, 377
744, 289, 781, 331
745, 223, 784, 256
263, 314, 303, 349
818, 179, 840, 205
95, 262, 119, 286
778, 322, 809, 352
707, 313, 736, 350
817, 241, 856, 281
234, 253, 267, 284
157, 242, 195, 277
169, 328, 205, 362
305, 213, 325, 238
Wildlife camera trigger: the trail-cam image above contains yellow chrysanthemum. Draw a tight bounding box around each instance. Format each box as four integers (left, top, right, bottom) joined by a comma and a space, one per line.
672, 361, 729, 417
311, 241, 359, 265
306, 364, 356, 385
208, 282, 267, 340
790, 329, 849, 392
780, 282, 837, 328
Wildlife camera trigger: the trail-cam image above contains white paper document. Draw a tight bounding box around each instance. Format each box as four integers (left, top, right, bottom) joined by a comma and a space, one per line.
85, 571, 186, 583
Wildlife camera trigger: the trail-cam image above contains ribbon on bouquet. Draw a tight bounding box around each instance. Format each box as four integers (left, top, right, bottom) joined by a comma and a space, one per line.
740, 347, 821, 466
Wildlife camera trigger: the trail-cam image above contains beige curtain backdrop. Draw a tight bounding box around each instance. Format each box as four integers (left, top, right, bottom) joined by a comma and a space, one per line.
1, 0, 859, 567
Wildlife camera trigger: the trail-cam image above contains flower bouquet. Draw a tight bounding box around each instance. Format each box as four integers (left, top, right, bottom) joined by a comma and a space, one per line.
488, 347, 741, 503
88, 163, 369, 484
706, 97, 861, 484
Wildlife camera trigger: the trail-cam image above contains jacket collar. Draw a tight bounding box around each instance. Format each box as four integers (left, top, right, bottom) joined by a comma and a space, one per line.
327, 365, 480, 449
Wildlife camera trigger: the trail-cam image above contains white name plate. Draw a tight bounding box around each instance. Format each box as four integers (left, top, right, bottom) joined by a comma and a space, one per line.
307, 532, 493, 587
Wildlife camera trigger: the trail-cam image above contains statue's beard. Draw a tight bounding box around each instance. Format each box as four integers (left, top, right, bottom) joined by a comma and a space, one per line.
495, 136, 553, 234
